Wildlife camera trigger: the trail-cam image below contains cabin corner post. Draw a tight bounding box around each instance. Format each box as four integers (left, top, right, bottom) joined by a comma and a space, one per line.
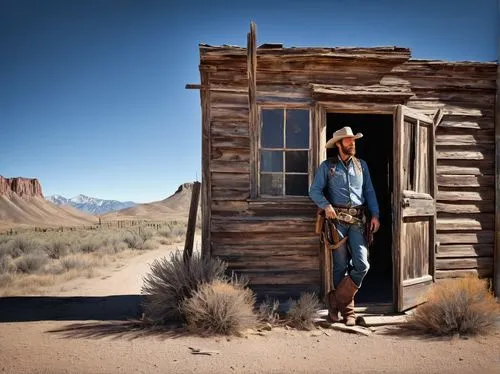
247, 22, 258, 198
201, 70, 211, 258
494, 61, 500, 296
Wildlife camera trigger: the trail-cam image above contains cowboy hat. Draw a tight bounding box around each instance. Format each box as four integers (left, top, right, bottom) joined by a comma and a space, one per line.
325, 126, 363, 148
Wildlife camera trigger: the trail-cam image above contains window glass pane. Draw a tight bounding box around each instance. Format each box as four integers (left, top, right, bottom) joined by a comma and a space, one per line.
285, 174, 309, 196
261, 109, 284, 148
261, 151, 283, 172
286, 109, 309, 148
260, 174, 283, 195
285, 151, 308, 173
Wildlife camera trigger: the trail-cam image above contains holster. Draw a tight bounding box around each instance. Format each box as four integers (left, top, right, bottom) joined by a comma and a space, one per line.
316, 209, 348, 251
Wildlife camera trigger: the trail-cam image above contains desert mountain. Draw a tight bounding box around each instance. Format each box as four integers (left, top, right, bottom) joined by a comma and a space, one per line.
0, 176, 98, 231
46, 194, 136, 215
102, 183, 199, 222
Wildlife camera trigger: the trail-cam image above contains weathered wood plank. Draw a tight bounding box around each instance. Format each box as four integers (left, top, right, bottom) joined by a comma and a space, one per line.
211, 188, 249, 201
495, 60, 500, 296
220, 255, 319, 271
401, 280, 433, 311
248, 22, 258, 200
211, 173, 249, 189
436, 231, 494, 244
211, 218, 316, 233
232, 270, 320, 285
211, 147, 249, 162
439, 115, 495, 130
210, 160, 250, 173
211, 121, 249, 138
436, 202, 494, 214
211, 107, 249, 121
436, 257, 493, 270
436, 175, 494, 187
402, 198, 434, 217
436, 150, 491, 160
437, 161, 494, 175
436, 268, 492, 279
437, 189, 494, 201
210, 91, 248, 105
201, 70, 211, 257
436, 134, 494, 146
211, 136, 250, 149
437, 244, 493, 258
211, 200, 249, 214
213, 243, 318, 257
436, 216, 494, 231
211, 232, 318, 246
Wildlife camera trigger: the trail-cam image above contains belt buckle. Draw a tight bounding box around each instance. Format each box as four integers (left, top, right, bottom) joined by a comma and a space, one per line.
348, 208, 357, 216
339, 212, 353, 223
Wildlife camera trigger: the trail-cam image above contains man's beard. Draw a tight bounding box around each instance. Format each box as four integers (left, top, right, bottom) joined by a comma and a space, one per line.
340, 143, 356, 156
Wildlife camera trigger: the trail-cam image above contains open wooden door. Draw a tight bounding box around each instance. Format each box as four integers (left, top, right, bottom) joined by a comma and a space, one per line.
393, 105, 441, 312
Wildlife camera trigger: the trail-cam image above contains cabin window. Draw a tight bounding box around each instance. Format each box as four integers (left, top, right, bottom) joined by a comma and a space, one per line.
259, 108, 310, 196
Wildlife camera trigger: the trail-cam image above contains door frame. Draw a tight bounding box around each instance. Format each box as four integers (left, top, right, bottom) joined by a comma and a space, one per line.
316, 103, 398, 312
316, 102, 442, 312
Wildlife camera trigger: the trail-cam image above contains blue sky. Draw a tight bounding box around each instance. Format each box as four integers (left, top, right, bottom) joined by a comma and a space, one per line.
0, 0, 497, 203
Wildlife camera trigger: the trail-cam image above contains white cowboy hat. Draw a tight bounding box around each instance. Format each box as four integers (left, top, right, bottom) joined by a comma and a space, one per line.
325, 126, 363, 148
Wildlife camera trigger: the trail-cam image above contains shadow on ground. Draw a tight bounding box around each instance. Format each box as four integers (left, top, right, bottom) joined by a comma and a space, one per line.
0, 295, 190, 340
47, 321, 189, 340
0, 295, 143, 322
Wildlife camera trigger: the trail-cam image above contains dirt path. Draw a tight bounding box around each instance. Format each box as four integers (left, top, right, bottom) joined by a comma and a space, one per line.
0, 237, 499, 374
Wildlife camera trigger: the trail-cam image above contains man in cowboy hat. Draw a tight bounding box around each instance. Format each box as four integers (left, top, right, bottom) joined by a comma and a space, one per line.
309, 126, 380, 326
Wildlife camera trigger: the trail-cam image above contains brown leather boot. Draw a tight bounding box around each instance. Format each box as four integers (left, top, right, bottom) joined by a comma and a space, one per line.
334, 276, 359, 326
325, 290, 340, 322
343, 300, 356, 326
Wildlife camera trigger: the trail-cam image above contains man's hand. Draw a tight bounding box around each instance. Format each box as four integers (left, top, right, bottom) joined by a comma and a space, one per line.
324, 205, 337, 220
370, 217, 380, 233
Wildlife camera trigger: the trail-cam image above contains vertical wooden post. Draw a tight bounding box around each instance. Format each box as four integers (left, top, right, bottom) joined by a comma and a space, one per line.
248, 21, 258, 198
201, 68, 211, 259
184, 181, 201, 261
494, 61, 500, 296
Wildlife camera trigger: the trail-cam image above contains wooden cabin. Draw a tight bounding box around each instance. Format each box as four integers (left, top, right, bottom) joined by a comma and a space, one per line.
187, 23, 499, 313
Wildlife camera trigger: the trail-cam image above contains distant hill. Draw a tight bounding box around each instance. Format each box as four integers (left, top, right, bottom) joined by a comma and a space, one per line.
0, 176, 98, 231
46, 194, 136, 215
102, 183, 199, 222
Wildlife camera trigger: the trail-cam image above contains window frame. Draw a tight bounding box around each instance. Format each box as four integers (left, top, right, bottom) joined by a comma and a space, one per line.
255, 105, 313, 199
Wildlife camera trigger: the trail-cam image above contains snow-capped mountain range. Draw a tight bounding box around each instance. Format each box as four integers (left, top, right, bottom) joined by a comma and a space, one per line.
46, 194, 136, 215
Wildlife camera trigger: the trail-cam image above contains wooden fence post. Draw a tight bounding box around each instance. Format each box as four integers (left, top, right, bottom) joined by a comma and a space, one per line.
183, 181, 201, 262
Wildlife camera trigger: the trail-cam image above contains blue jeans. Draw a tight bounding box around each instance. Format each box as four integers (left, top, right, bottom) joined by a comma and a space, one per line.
332, 222, 370, 288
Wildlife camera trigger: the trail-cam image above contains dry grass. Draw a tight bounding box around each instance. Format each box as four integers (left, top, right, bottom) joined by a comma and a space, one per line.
141, 250, 228, 324
257, 296, 281, 325
285, 293, 321, 330
406, 276, 500, 336
182, 280, 257, 336
0, 221, 185, 296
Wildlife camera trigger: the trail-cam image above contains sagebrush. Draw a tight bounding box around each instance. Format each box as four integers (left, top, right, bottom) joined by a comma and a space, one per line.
182, 280, 257, 335
141, 251, 228, 323
285, 293, 321, 330
407, 276, 500, 336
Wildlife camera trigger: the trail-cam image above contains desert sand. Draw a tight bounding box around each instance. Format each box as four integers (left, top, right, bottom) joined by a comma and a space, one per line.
0, 238, 499, 374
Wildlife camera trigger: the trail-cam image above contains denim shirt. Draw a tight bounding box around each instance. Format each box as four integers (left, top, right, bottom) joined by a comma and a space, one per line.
309, 156, 379, 218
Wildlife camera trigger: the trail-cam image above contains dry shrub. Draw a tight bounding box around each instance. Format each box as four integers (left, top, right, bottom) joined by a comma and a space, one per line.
7, 236, 40, 257
182, 280, 257, 336
79, 237, 100, 253
141, 251, 227, 323
44, 239, 69, 259
14, 252, 49, 274
285, 292, 321, 330
257, 296, 281, 325
59, 254, 93, 271
407, 276, 500, 336
0, 254, 14, 275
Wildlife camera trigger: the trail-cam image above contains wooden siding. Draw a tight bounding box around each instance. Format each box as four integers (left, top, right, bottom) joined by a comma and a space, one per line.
198, 44, 498, 298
